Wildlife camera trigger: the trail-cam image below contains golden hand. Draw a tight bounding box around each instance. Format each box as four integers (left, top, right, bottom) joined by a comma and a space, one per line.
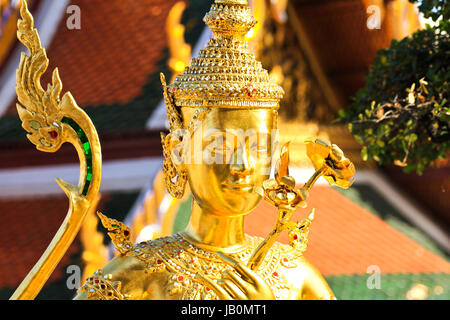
197, 252, 275, 300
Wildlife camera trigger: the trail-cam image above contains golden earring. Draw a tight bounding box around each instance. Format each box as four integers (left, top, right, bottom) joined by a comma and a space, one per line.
161, 132, 187, 199
160, 73, 187, 199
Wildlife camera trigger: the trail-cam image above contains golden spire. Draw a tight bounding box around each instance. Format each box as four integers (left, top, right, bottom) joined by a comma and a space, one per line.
168, 0, 284, 109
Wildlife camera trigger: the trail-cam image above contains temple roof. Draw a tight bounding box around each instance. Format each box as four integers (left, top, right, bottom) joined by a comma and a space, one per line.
0, 0, 209, 149
0, 0, 447, 300
0, 190, 140, 299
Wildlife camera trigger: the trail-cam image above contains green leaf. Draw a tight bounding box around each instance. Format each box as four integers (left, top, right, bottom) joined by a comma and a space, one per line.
361, 146, 368, 161
338, 109, 347, 118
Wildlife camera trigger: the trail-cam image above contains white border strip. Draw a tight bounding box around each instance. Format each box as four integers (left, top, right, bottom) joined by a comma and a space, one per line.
0, 0, 70, 116
0, 157, 162, 198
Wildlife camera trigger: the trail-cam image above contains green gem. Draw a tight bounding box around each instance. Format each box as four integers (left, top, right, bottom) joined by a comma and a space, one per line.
83, 142, 91, 155
78, 129, 87, 141
86, 172, 93, 181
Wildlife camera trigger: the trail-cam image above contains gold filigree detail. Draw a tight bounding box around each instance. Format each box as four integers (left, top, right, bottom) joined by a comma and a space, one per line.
167, 0, 284, 109
288, 210, 315, 253
123, 234, 299, 300
160, 73, 211, 199
97, 212, 133, 255
78, 270, 126, 300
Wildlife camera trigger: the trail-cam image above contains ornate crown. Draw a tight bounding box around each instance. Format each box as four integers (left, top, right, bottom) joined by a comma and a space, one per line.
166, 0, 284, 109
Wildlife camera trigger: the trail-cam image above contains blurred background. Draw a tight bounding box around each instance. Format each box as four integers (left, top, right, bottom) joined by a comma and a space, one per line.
0, 0, 448, 299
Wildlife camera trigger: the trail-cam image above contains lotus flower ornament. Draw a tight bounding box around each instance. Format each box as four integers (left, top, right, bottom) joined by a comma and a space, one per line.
305, 137, 356, 190
249, 138, 355, 271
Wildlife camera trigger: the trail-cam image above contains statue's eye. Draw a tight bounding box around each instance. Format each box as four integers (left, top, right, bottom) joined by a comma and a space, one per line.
250, 141, 268, 153
206, 141, 229, 155
258, 146, 268, 153
29, 120, 41, 130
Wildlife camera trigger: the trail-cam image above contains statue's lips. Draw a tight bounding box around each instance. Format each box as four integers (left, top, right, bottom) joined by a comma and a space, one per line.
221, 183, 253, 192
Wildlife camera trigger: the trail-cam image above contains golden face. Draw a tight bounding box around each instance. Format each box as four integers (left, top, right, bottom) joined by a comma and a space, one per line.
176, 107, 276, 217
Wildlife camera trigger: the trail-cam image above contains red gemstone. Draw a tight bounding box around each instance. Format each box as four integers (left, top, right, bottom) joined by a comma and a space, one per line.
273, 272, 279, 277
49, 131, 58, 139
95, 279, 99, 283
293, 234, 298, 240
283, 258, 288, 262
178, 276, 184, 281
206, 287, 210, 291
157, 260, 163, 264
101, 284, 106, 289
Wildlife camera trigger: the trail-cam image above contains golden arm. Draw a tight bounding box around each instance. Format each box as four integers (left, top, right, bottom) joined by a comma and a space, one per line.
297, 256, 336, 300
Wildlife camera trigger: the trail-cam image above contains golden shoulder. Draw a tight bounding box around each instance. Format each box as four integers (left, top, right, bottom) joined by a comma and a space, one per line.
78, 233, 311, 300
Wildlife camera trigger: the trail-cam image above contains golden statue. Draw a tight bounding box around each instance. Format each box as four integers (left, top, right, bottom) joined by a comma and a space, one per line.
11, 0, 355, 300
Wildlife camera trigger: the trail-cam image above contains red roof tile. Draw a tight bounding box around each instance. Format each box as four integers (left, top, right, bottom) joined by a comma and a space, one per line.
245, 186, 450, 276
7, 0, 179, 114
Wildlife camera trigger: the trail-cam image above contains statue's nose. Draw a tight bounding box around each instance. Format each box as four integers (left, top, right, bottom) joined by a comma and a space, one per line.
230, 147, 253, 176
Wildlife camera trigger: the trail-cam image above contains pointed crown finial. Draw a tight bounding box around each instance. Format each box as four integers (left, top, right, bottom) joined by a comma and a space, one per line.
166, 0, 284, 109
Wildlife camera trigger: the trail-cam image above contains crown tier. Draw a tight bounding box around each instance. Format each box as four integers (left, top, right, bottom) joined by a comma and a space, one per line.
167, 0, 284, 109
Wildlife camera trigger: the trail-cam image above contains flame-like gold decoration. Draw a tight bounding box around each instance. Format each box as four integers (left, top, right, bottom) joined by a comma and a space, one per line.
10, 1, 102, 300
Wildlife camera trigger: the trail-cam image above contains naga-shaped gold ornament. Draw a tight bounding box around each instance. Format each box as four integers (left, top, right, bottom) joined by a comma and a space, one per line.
10, 1, 102, 300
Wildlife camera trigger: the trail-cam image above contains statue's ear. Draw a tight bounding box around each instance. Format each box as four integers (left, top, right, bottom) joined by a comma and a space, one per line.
167, 132, 187, 170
